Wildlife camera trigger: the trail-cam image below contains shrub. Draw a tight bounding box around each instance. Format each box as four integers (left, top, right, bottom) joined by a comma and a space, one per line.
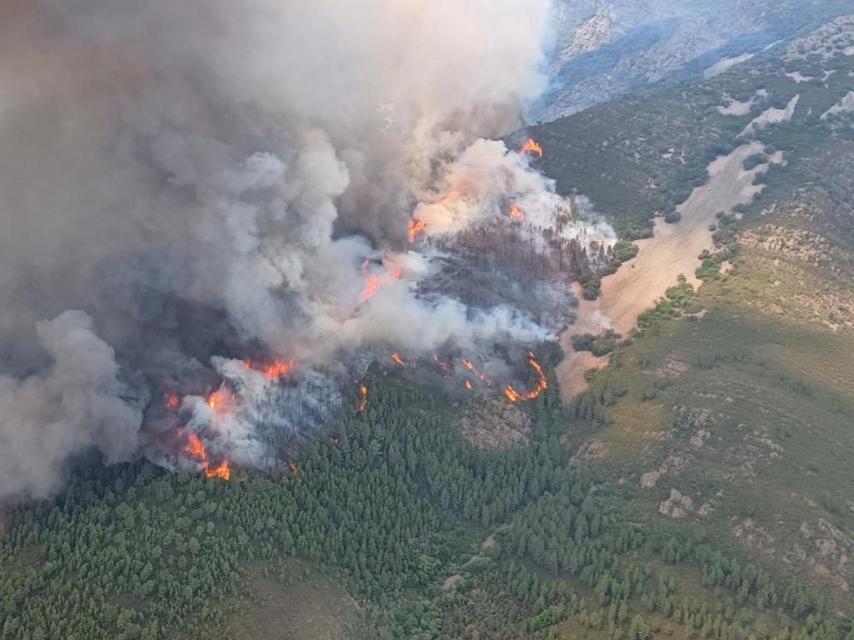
612, 240, 640, 264
742, 153, 769, 171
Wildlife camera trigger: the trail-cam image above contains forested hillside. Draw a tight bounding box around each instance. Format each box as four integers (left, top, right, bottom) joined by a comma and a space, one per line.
1, 350, 851, 639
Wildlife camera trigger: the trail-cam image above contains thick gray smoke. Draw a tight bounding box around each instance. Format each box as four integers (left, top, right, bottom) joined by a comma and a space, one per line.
0, 311, 143, 500
0, 0, 613, 496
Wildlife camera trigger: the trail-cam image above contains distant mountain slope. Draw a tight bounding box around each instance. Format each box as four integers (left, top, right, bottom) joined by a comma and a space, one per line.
535, 0, 854, 121
533, 14, 854, 603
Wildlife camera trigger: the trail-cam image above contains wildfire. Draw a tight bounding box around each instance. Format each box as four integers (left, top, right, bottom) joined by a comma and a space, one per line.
464, 380, 473, 391
360, 267, 382, 304
204, 460, 232, 481
509, 203, 525, 221
358, 259, 403, 305
520, 138, 544, 158
207, 385, 235, 414
433, 353, 452, 379
263, 360, 296, 380
288, 461, 303, 484
185, 431, 207, 462
164, 393, 180, 409
461, 358, 494, 386
436, 184, 471, 206
408, 218, 426, 243
183, 431, 231, 480
357, 384, 368, 412
244, 359, 297, 380
504, 352, 549, 403
391, 353, 406, 368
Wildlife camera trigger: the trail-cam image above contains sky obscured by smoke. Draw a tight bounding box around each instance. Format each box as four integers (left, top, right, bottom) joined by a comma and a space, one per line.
0, 0, 614, 499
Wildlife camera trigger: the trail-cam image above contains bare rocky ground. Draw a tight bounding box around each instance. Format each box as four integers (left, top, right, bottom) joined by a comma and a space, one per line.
632, 405, 854, 595
730, 516, 853, 595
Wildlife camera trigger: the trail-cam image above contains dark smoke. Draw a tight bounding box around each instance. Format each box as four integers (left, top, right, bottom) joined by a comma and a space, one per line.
0, 0, 613, 498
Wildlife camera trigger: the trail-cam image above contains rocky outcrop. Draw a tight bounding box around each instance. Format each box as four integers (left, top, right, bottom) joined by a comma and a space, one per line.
640, 455, 689, 488
659, 488, 695, 519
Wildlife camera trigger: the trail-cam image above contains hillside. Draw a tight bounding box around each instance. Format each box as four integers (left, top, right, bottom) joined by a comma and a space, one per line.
1, 12, 854, 640
536, 13, 854, 606
538, 0, 854, 120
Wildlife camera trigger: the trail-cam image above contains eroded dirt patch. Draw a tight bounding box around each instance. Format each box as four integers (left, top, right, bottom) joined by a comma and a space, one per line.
558, 142, 777, 399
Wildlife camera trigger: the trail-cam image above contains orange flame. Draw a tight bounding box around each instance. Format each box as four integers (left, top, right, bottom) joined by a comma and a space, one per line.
509, 203, 525, 221
357, 384, 368, 413
391, 353, 406, 368
244, 359, 297, 380
360, 272, 382, 304
164, 393, 180, 409
504, 352, 549, 403
183, 431, 231, 480
464, 380, 473, 392
204, 460, 231, 481
358, 259, 403, 305
461, 358, 494, 386
436, 184, 472, 206
207, 385, 235, 414
287, 461, 303, 484
261, 361, 296, 380
520, 138, 543, 158
185, 432, 208, 463
408, 218, 426, 243
504, 387, 520, 402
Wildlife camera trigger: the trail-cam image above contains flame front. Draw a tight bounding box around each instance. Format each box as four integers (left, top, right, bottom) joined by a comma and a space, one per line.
244, 359, 297, 380
357, 384, 368, 413
408, 218, 426, 243
437, 184, 472, 206
207, 385, 236, 414
288, 461, 303, 484
164, 393, 180, 409
185, 432, 208, 463
391, 353, 406, 368
204, 460, 231, 481
509, 203, 525, 221
520, 138, 543, 158
461, 358, 494, 386
504, 352, 548, 403
183, 431, 231, 480
358, 259, 403, 305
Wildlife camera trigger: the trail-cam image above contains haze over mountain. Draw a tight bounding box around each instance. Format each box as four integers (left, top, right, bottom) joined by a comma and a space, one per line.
537, 0, 854, 120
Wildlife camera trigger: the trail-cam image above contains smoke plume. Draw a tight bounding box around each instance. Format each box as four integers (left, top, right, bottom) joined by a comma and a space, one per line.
0, 0, 613, 497
0, 311, 143, 500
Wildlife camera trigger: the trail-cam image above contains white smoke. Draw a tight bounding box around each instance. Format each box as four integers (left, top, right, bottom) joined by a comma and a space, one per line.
412, 138, 615, 247
0, 0, 613, 493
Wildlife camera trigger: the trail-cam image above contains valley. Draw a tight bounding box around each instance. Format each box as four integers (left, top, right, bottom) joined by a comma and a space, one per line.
1, 8, 854, 640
